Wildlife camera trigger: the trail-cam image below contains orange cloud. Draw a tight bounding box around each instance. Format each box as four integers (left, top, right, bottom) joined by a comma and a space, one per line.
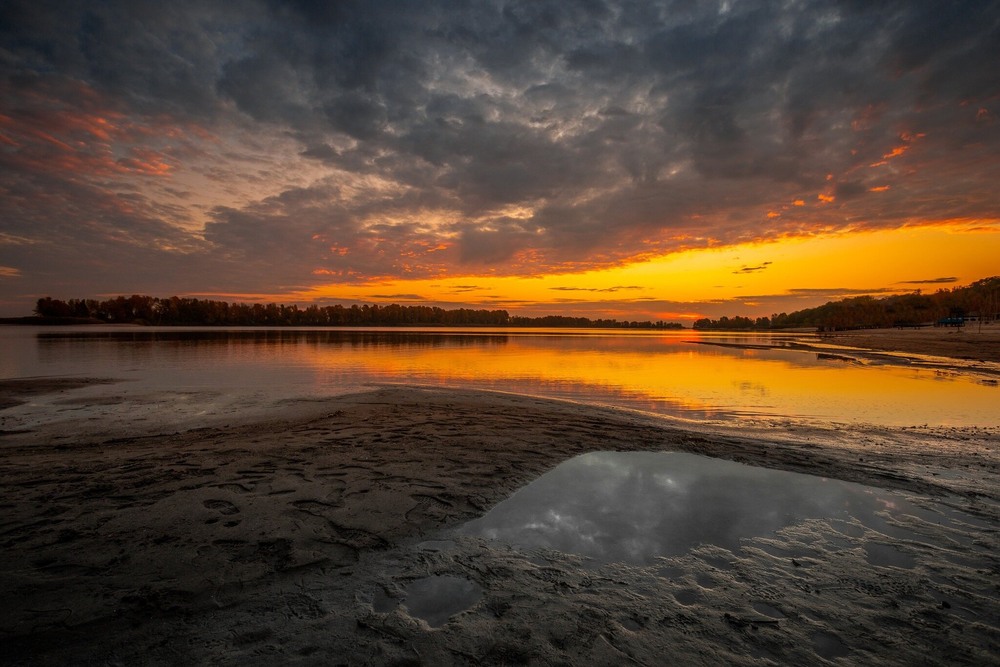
0, 82, 208, 183
870, 132, 925, 167
882, 145, 909, 160
117, 148, 173, 176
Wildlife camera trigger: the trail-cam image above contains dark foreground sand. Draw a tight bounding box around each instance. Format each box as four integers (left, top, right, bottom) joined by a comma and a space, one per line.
1, 384, 998, 665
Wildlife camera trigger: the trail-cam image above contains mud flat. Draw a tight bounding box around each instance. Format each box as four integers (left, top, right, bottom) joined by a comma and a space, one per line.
819, 323, 1000, 364
1, 382, 998, 665
691, 324, 1000, 380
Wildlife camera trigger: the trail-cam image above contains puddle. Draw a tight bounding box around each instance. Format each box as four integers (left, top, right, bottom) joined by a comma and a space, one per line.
674, 589, 701, 606
865, 542, 916, 569
371, 588, 396, 613
458, 451, 941, 565
401, 575, 482, 628
620, 617, 643, 631
414, 539, 455, 552
751, 601, 785, 619
657, 565, 685, 580
695, 572, 717, 588
812, 630, 851, 659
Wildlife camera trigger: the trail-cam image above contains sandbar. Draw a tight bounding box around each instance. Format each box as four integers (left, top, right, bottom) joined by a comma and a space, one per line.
1, 383, 998, 665
819, 323, 1000, 364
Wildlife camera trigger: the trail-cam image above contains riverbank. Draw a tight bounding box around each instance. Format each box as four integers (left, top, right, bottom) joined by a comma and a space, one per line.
2, 384, 998, 665
819, 323, 1000, 363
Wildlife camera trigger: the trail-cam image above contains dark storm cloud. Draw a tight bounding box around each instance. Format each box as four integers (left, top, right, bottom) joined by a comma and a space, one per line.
0, 1, 252, 120
833, 181, 869, 200
2, 0, 999, 310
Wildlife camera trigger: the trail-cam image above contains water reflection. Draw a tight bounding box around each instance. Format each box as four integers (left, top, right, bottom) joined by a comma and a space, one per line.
1, 326, 995, 427
458, 451, 936, 565
36, 328, 510, 350
401, 575, 483, 628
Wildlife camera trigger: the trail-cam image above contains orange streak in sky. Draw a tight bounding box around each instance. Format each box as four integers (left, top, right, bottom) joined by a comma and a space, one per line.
26, 127, 76, 151
882, 145, 909, 159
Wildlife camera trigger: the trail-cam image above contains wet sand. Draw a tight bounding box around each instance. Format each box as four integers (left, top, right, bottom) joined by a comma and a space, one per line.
819, 323, 1000, 364
1, 383, 998, 665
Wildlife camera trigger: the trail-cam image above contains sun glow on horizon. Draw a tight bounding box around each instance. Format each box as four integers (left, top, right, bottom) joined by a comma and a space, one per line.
268, 222, 999, 321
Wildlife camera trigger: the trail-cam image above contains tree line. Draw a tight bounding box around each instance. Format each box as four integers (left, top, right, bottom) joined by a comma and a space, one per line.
32, 295, 684, 329
693, 276, 1000, 331
29, 276, 999, 331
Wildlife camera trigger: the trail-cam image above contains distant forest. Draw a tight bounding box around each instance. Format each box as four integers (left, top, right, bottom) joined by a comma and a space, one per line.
30, 295, 684, 329
693, 276, 1000, 331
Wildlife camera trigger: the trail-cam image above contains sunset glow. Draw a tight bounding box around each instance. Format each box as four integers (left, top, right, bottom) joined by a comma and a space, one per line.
291, 223, 999, 321
2, 2, 998, 318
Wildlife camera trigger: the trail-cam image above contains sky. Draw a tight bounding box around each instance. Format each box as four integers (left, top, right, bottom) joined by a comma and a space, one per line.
1, 0, 998, 321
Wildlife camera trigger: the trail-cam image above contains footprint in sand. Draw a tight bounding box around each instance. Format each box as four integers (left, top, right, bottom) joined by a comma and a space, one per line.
203, 499, 240, 515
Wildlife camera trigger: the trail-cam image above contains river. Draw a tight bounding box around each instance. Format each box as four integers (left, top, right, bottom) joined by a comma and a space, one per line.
2, 326, 996, 429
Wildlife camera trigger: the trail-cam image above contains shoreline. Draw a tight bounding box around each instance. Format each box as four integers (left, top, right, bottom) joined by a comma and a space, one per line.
2, 384, 998, 664
818, 323, 1000, 364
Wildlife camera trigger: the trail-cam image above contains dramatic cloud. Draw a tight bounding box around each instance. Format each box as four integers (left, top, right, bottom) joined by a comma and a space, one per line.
2, 0, 999, 314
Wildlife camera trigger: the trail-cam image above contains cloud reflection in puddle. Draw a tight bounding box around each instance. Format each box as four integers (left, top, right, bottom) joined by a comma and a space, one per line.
458, 451, 936, 565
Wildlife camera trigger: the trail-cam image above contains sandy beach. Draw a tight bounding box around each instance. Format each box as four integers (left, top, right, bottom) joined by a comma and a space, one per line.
1, 379, 998, 666
819, 323, 1000, 365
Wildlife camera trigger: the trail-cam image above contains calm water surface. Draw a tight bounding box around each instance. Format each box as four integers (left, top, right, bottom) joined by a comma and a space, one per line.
458, 450, 950, 565
1, 326, 996, 427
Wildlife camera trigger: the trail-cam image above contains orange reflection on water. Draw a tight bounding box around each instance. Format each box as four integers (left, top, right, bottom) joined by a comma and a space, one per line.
16, 327, 996, 428
295, 330, 997, 427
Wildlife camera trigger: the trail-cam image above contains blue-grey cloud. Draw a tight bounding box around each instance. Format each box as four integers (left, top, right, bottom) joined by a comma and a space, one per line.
1, 0, 999, 313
